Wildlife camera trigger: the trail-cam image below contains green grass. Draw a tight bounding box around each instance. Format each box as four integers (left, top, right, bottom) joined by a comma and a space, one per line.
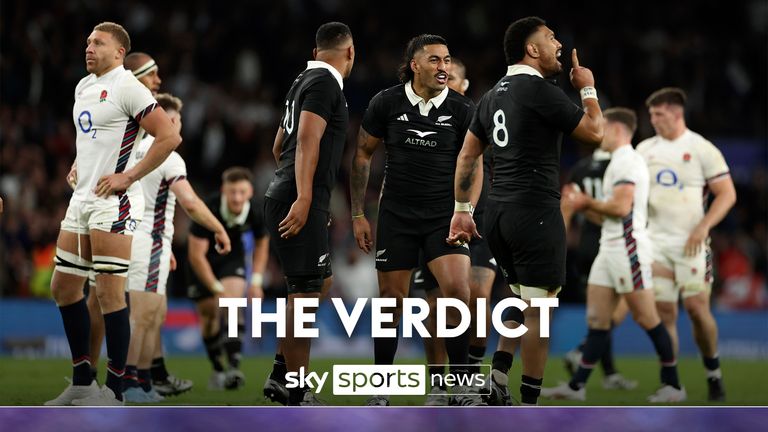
1, 356, 765, 406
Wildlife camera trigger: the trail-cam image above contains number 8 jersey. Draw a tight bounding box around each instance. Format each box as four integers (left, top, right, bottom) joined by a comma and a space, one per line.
71, 65, 157, 201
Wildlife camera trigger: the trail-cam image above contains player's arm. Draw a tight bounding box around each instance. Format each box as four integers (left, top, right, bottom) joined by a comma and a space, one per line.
448, 130, 488, 244
249, 235, 269, 299
95, 108, 182, 197
568, 49, 603, 146
171, 179, 231, 255
350, 127, 383, 253
272, 127, 286, 165
188, 233, 222, 294
685, 175, 737, 256
575, 183, 634, 218
278, 111, 326, 239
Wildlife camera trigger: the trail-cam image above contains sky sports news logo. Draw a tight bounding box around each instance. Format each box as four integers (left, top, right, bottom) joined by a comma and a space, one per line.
285, 364, 491, 396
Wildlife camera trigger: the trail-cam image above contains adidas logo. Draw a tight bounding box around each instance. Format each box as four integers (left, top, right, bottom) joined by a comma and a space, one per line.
413, 270, 424, 283
397, 114, 409, 121
489, 258, 497, 266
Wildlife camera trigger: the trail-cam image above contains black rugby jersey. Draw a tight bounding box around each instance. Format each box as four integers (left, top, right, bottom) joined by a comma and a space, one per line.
362, 83, 475, 207
470, 66, 584, 207
265, 62, 349, 212
569, 150, 610, 257
190, 194, 267, 268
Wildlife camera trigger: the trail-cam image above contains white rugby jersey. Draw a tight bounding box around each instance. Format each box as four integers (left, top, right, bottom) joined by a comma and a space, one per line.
134, 136, 187, 240
71, 65, 157, 201
599, 144, 650, 246
636, 129, 729, 241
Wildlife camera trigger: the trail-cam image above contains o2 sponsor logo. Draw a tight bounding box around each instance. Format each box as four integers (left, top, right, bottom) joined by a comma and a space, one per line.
656, 168, 682, 189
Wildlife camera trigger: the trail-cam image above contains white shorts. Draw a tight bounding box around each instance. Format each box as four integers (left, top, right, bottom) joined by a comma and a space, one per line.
651, 235, 712, 302
588, 239, 653, 295
60, 191, 144, 235
127, 230, 172, 296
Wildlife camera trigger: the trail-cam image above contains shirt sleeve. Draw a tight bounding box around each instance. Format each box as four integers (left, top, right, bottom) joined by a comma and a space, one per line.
611, 154, 645, 186
361, 90, 387, 138
118, 75, 158, 121
459, 100, 476, 138
163, 152, 187, 184
698, 139, 730, 181
468, 92, 491, 144
531, 81, 584, 135
300, 75, 339, 122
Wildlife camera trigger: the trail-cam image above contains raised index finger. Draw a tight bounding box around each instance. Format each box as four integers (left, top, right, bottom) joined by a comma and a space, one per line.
572, 48, 579, 68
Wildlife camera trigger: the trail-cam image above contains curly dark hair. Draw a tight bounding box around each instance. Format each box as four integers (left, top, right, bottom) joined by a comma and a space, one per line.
503, 16, 546, 65
397, 34, 447, 83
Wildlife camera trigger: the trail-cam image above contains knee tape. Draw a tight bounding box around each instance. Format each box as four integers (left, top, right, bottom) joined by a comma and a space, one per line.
285, 275, 323, 294
92, 255, 130, 277
53, 248, 92, 277
653, 277, 678, 303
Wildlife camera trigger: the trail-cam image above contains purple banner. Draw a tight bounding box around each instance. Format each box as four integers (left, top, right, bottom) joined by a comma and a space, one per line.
0, 407, 766, 432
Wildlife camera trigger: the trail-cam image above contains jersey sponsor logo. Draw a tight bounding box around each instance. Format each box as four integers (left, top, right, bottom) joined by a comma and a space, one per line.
406, 129, 437, 138
99, 90, 108, 102
655, 168, 682, 189
397, 114, 409, 121
78, 111, 93, 133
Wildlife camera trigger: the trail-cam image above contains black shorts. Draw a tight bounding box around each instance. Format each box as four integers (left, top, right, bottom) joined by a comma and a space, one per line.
484, 200, 565, 289
375, 198, 469, 272
187, 258, 246, 301
410, 252, 439, 292
264, 197, 333, 279
469, 209, 498, 271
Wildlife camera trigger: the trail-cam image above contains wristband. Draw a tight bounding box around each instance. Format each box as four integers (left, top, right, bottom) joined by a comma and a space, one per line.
454, 201, 474, 215
579, 86, 598, 101
251, 272, 263, 287
211, 280, 224, 294
351, 213, 365, 220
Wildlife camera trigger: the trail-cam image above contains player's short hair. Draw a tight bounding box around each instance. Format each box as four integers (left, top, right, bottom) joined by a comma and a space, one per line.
316, 22, 352, 50
452, 57, 466, 79
155, 93, 183, 113
93, 22, 131, 53
504, 16, 546, 65
604, 107, 637, 135
222, 167, 253, 184
125, 52, 152, 72
398, 34, 448, 83
645, 87, 687, 108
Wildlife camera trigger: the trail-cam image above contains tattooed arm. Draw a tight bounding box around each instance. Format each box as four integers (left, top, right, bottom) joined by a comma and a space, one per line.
448, 130, 488, 244
350, 126, 383, 253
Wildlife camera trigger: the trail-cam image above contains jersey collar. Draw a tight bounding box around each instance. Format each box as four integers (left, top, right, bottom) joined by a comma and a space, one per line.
405, 81, 449, 116
306, 60, 344, 90
220, 196, 250, 228
506, 64, 543, 79
96, 64, 125, 81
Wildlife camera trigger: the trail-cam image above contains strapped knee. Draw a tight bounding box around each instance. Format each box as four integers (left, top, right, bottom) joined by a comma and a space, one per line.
285, 275, 323, 294
92, 255, 130, 277
53, 248, 92, 277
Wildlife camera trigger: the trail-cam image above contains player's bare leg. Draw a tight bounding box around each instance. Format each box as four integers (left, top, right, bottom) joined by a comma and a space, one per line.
45, 230, 100, 405
123, 291, 163, 402
151, 298, 193, 396
422, 288, 448, 405
195, 295, 226, 389
683, 289, 725, 401
652, 263, 679, 353
218, 276, 248, 389
468, 267, 494, 367
86, 277, 104, 382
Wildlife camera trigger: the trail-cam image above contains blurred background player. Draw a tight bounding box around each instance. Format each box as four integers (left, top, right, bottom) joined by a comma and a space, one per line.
638, 87, 736, 401
187, 167, 268, 390
263, 22, 355, 406
122, 93, 231, 403
541, 108, 685, 403
408, 58, 498, 406
561, 148, 638, 390
449, 16, 604, 406
45, 22, 181, 406
351, 35, 481, 406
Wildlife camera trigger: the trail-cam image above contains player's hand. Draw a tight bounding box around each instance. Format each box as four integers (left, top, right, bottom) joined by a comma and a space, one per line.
278, 198, 310, 239
447, 211, 480, 246
214, 230, 231, 255
566, 184, 591, 211
561, 183, 579, 212
95, 173, 132, 197
352, 216, 373, 253
67, 164, 78, 190
169, 252, 177, 271
248, 283, 264, 300
569, 49, 595, 90
0, 196, 3, 214
684, 222, 709, 257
